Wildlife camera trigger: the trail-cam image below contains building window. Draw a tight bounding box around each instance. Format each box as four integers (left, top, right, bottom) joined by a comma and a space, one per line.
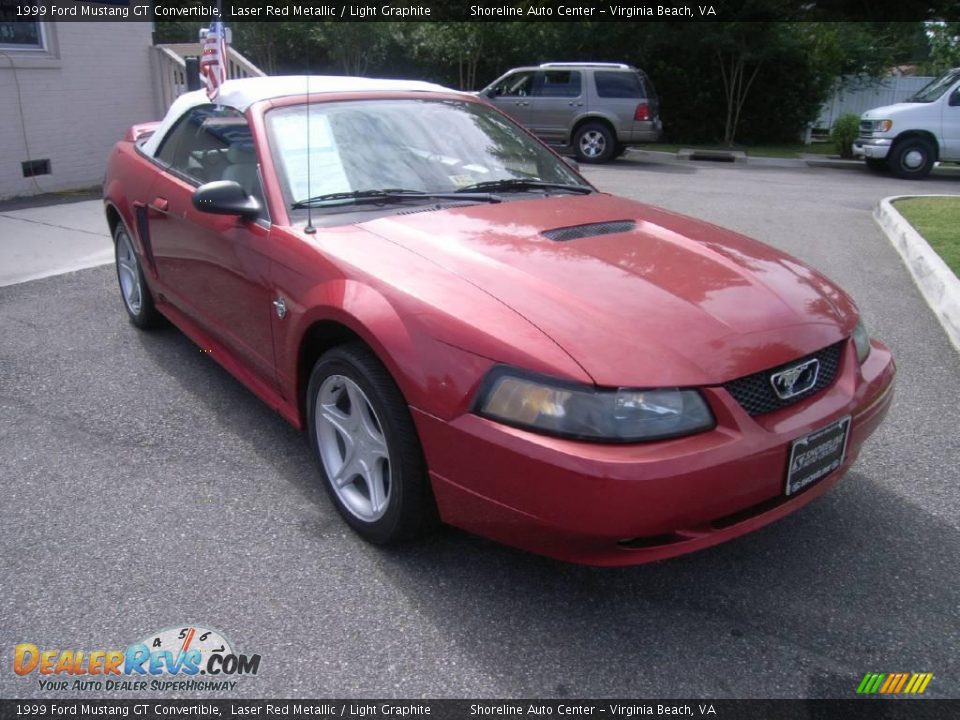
0, 17, 45, 50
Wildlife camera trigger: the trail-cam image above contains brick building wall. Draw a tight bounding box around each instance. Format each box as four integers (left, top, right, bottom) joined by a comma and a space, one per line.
0, 22, 158, 200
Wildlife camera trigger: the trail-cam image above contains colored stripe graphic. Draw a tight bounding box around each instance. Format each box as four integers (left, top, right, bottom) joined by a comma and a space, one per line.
857, 672, 932, 694
914, 673, 933, 694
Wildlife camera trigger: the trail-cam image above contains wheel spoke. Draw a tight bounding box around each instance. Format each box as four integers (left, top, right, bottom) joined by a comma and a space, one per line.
319, 403, 355, 445
358, 401, 385, 448
128, 280, 141, 309
332, 454, 362, 489
366, 460, 388, 515
344, 382, 367, 429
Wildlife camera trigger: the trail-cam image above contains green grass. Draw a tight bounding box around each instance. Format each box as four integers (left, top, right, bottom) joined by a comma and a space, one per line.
642, 142, 835, 159
894, 197, 960, 277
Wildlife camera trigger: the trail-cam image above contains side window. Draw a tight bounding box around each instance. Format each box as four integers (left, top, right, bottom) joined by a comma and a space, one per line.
492, 72, 534, 98
594, 71, 644, 99
154, 105, 265, 207
533, 71, 582, 98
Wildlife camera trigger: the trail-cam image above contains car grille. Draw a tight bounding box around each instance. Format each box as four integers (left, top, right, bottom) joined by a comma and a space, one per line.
543, 219, 636, 242
723, 341, 845, 416
859, 120, 875, 138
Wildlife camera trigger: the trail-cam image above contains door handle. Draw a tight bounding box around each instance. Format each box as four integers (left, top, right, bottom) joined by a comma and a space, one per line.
150, 197, 169, 212
569, 102, 583, 107
516, 101, 528, 107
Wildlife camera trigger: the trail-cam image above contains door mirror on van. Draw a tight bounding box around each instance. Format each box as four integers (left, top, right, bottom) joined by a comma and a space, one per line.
949, 89, 960, 107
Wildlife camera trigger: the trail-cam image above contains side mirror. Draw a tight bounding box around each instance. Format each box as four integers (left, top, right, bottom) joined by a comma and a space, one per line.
563, 157, 580, 173
950, 90, 960, 107
192, 180, 260, 218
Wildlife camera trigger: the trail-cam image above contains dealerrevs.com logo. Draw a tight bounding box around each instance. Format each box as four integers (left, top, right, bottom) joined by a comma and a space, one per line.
13, 626, 261, 692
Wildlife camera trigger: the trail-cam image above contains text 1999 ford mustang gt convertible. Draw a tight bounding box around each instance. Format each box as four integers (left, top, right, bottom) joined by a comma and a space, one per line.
103, 76, 895, 565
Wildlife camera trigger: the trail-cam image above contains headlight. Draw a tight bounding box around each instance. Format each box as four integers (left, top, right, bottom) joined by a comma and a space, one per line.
474, 368, 714, 442
876, 119, 893, 133
852, 318, 871, 363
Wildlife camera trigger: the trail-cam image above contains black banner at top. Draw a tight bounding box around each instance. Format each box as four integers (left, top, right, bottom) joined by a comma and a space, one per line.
1, 0, 959, 22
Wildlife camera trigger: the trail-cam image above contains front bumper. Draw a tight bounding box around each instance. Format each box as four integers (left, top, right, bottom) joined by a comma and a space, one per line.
853, 137, 893, 160
413, 340, 895, 566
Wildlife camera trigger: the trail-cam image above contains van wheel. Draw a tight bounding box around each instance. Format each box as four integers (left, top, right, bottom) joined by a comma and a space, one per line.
888, 138, 936, 179
574, 123, 616, 163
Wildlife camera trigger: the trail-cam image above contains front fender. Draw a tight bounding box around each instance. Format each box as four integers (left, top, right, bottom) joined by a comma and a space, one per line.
277, 279, 494, 424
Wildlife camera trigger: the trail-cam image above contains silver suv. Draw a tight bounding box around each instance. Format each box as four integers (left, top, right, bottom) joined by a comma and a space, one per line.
478, 62, 662, 163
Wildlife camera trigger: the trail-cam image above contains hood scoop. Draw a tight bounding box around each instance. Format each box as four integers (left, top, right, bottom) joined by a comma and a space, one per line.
543, 219, 636, 242
396, 204, 466, 216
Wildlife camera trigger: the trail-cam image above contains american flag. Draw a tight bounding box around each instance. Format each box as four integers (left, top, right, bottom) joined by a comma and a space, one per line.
199, 22, 228, 101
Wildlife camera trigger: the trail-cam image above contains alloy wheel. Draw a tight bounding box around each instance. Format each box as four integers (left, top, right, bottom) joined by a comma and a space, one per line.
314, 374, 392, 522
116, 229, 142, 316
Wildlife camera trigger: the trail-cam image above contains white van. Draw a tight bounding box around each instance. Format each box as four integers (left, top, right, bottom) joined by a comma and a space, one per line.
853, 68, 960, 179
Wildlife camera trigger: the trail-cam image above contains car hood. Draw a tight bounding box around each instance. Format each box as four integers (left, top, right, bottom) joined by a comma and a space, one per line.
360, 194, 856, 387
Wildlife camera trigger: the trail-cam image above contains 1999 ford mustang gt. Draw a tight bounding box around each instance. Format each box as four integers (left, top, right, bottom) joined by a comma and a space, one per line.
104, 76, 895, 565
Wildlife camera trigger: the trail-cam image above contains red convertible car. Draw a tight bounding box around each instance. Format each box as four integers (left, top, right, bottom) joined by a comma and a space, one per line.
103, 76, 895, 566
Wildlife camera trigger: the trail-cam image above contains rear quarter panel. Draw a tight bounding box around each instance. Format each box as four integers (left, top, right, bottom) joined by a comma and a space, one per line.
103, 141, 159, 257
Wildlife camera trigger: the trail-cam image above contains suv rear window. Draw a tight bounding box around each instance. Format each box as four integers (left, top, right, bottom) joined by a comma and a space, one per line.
594, 71, 644, 99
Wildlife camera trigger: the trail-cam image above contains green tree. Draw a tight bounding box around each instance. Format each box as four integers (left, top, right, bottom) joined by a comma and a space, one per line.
922, 22, 960, 74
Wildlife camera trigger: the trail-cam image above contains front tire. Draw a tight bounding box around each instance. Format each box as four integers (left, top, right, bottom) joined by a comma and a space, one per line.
574, 123, 616, 163
114, 224, 161, 329
306, 343, 437, 544
888, 137, 936, 179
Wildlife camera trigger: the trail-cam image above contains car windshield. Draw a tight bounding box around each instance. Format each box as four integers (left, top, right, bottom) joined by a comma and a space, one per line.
906, 70, 960, 103
266, 98, 589, 208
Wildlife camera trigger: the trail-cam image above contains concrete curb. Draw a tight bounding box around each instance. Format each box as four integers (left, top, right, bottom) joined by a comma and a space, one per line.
874, 195, 960, 353
627, 148, 862, 169
803, 157, 865, 170
677, 148, 747, 163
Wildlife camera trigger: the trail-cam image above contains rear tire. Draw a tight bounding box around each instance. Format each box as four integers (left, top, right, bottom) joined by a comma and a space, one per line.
114, 224, 161, 329
306, 343, 438, 544
887, 137, 936, 179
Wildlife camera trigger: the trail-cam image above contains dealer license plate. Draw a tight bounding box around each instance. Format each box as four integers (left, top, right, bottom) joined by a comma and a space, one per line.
785, 416, 851, 496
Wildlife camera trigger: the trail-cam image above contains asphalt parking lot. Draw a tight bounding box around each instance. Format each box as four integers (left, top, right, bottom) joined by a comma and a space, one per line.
1, 158, 958, 700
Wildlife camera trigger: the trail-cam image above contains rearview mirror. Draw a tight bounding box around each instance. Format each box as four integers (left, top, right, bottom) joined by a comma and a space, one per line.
193, 181, 260, 218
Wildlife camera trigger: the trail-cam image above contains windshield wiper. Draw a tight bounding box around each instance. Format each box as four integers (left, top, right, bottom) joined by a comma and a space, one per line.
455, 179, 593, 195
292, 188, 500, 209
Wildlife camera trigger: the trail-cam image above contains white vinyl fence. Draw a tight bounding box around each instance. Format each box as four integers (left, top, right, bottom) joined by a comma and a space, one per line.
815, 75, 935, 131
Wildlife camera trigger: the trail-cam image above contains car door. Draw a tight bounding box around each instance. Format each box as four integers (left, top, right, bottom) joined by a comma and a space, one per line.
485, 71, 534, 128
147, 105, 278, 390
943, 84, 960, 161
526, 70, 583, 144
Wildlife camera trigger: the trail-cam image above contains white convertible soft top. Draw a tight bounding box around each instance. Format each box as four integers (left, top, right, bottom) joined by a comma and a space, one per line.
140, 75, 457, 157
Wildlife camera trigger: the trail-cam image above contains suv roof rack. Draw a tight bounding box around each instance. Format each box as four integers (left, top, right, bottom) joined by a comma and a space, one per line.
539, 62, 632, 69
